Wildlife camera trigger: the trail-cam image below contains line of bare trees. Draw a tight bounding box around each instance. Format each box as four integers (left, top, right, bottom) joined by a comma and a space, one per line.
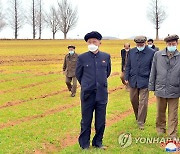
0, 0, 78, 39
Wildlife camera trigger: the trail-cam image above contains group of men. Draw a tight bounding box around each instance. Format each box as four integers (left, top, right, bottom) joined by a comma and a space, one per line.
62, 31, 180, 150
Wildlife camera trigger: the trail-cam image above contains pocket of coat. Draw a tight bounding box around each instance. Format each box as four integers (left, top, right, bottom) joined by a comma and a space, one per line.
170, 77, 180, 87
101, 62, 107, 67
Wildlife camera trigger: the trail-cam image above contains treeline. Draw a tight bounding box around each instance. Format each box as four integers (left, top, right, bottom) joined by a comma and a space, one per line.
0, 0, 78, 39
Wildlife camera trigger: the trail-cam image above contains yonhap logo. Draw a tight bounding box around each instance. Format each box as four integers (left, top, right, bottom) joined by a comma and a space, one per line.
118, 133, 180, 151
118, 133, 132, 148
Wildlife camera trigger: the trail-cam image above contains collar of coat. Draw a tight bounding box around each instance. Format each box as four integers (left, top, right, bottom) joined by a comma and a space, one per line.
88, 50, 100, 58
67, 52, 77, 58
161, 48, 180, 57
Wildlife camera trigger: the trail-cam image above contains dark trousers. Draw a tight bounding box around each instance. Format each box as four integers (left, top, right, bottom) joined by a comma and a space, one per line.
65, 76, 77, 94
129, 87, 149, 126
78, 92, 107, 149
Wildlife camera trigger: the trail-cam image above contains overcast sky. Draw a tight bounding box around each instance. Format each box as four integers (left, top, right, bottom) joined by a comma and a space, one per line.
1, 0, 180, 39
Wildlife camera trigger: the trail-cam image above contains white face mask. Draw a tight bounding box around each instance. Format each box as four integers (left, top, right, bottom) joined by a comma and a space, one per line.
69, 50, 74, 55
88, 44, 98, 52
148, 45, 153, 48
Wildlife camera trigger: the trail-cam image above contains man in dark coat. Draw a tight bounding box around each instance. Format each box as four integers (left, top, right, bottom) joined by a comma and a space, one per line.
75, 31, 111, 149
149, 34, 180, 138
125, 36, 155, 130
147, 39, 159, 52
120, 43, 130, 90
63, 45, 78, 97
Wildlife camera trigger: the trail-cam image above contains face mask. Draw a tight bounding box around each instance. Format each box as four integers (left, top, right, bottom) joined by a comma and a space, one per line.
88, 44, 98, 52
69, 50, 74, 55
137, 46, 145, 51
148, 45, 153, 48
167, 46, 177, 52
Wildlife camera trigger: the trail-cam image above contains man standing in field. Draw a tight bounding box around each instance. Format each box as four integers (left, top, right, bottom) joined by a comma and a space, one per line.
147, 39, 159, 52
149, 34, 180, 139
63, 45, 78, 97
120, 43, 130, 91
125, 36, 155, 130
76, 31, 111, 149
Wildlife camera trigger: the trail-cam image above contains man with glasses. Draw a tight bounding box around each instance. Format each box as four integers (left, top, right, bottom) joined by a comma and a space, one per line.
149, 34, 180, 139
125, 36, 155, 130
120, 43, 131, 91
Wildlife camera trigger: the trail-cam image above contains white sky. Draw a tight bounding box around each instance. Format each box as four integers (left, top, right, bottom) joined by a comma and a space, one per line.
1, 0, 180, 39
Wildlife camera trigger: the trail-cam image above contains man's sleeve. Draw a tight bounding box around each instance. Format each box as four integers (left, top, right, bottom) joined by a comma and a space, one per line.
63, 56, 67, 71
107, 55, 111, 78
125, 51, 131, 81
121, 49, 123, 58
75, 56, 83, 84
148, 52, 157, 91
121, 50, 124, 72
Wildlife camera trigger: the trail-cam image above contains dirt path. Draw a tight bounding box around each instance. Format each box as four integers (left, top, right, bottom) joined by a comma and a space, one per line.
0, 79, 58, 95
34, 95, 156, 153
0, 87, 73, 110
0, 85, 123, 126
0, 72, 120, 110
0, 102, 79, 129
55, 96, 157, 153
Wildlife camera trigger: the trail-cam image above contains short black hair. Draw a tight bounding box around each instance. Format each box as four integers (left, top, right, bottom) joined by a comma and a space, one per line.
147, 39, 154, 43
68, 45, 75, 49
148, 39, 154, 43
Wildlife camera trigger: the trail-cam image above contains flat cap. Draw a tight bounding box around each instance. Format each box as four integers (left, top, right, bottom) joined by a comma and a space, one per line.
134, 36, 147, 43
67, 45, 75, 49
84, 31, 102, 42
164, 34, 179, 42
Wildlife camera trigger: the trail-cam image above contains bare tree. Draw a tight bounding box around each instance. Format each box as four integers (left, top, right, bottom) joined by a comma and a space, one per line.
37, 0, 44, 39
28, 0, 44, 39
7, 0, 24, 39
57, 0, 78, 39
0, 0, 6, 32
147, 0, 167, 40
32, 0, 36, 39
45, 6, 59, 39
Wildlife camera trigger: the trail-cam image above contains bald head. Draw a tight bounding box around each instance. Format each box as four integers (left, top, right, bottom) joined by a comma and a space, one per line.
124, 43, 130, 51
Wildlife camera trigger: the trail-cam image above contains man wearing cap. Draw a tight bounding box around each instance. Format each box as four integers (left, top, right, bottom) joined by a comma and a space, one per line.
76, 31, 111, 149
63, 45, 78, 97
125, 36, 155, 130
147, 39, 159, 52
149, 34, 180, 138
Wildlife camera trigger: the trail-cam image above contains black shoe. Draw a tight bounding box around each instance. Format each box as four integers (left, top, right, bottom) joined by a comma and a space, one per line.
138, 125, 144, 130
81, 147, 89, 150
93, 145, 108, 150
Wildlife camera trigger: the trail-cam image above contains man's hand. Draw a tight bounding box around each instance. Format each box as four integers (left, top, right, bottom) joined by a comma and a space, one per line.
125, 80, 129, 85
